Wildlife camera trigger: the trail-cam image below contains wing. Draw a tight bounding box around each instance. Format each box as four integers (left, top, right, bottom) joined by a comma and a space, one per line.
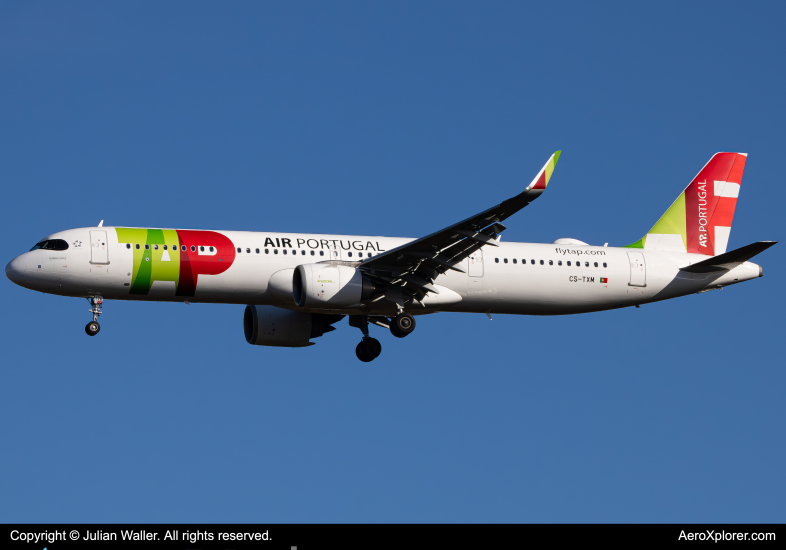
358, 151, 561, 304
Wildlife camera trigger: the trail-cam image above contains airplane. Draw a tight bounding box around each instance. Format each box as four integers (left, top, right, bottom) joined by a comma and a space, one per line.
5, 151, 776, 362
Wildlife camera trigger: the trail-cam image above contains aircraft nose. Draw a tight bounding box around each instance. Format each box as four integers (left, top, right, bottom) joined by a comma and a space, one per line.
5, 255, 26, 285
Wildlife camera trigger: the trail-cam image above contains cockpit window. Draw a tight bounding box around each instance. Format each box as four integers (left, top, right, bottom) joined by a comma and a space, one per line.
30, 239, 69, 251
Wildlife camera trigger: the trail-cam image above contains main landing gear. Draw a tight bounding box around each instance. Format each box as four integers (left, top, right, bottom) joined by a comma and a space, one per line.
85, 295, 103, 336
390, 312, 416, 338
349, 312, 417, 362
356, 337, 382, 363
349, 315, 382, 362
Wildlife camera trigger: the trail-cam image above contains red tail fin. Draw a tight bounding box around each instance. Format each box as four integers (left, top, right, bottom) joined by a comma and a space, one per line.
685, 153, 746, 255
626, 153, 747, 255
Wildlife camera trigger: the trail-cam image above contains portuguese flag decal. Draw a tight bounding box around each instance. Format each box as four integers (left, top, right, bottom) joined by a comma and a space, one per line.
600, 277, 608, 283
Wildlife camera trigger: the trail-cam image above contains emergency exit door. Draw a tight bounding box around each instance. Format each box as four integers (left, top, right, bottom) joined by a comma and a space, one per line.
90, 230, 109, 264
468, 249, 484, 277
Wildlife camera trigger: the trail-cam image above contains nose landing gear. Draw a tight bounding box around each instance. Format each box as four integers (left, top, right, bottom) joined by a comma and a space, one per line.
85, 295, 103, 336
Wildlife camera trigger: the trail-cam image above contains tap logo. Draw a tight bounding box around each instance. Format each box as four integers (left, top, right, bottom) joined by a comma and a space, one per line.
115, 228, 236, 297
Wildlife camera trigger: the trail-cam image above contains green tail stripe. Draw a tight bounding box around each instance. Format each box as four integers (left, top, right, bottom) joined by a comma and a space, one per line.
624, 237, 645, 249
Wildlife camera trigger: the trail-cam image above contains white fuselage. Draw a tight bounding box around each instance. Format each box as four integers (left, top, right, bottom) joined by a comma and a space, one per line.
6, 226, 762, 317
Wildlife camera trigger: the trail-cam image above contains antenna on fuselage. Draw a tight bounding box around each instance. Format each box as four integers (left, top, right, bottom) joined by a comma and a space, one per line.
98, 220, 104, 227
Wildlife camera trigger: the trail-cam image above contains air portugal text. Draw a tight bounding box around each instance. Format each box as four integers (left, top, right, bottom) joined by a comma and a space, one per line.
263, 236, 386, 252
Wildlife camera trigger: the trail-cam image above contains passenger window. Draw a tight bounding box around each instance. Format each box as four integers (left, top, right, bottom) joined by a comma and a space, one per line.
348, 252, 353, 257
531, 259, 535, 265
236, 247, 241, 253
585, 261, 589, 267
126, 243, 131, 249
549, 260, 553, 265
368, 253, 372, 257
540, 260, 544, 265
246, 248, 250, 254
504, 258, 508, 264
301, 250, 305, 255
182, 245, 186, 251
567, 261, 571, 266
145, 244, 150, 250
210, 246, 214, 252
135, 244, 140, 250
310, 250, 315, 256
265, 249, 269, 254
283, 249, 287, 255
603, 262, 607, 268
558, 260, 562, 266
495, 258, 499, 263
154, 244, 159, 250
576, 262, 580, 268
320, 251, 324, 256
333, 251, 338, 257
594, 262, 598, 267
274, 249, 278, 254
190, 245, 196, 252
256, 248, 260, 254
201, 246, 205, 252
513, 259, 517, 264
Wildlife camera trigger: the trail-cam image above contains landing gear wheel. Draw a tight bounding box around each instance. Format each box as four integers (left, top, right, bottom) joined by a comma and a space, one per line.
390, 313, 416, 338
85, 295, 104, 337
356, 337, 382, 362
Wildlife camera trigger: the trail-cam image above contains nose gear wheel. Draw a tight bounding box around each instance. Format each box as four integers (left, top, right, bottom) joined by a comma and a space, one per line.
85, 321, 100, 336
85, 295, 104, 336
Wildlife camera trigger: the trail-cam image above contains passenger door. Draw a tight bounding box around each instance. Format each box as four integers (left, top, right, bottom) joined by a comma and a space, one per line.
627, 251, 646, 287
90, 230, 109, 264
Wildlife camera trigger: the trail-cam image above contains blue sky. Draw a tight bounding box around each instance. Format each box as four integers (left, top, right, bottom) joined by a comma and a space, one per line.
1, 1, 784, 522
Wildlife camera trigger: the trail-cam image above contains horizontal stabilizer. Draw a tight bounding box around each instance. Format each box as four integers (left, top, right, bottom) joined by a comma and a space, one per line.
679, 241, 777, 273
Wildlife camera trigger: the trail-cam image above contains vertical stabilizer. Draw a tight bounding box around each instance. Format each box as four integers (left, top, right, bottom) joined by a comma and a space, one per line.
626, 153, 747, 255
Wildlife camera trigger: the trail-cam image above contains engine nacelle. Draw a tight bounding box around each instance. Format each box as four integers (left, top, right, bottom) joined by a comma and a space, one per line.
243, 305, 342, 347
293, 264, 379, 308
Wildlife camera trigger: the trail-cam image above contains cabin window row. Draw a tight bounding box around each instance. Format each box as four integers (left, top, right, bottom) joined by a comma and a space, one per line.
494, 257, 608, 268
260, 248, 323, 256
236, 248, 374, 258
128, 243, 216, 252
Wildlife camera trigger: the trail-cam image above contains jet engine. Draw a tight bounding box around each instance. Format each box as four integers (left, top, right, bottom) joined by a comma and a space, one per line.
293, 264, 380, 308
243, 305, 343, 347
